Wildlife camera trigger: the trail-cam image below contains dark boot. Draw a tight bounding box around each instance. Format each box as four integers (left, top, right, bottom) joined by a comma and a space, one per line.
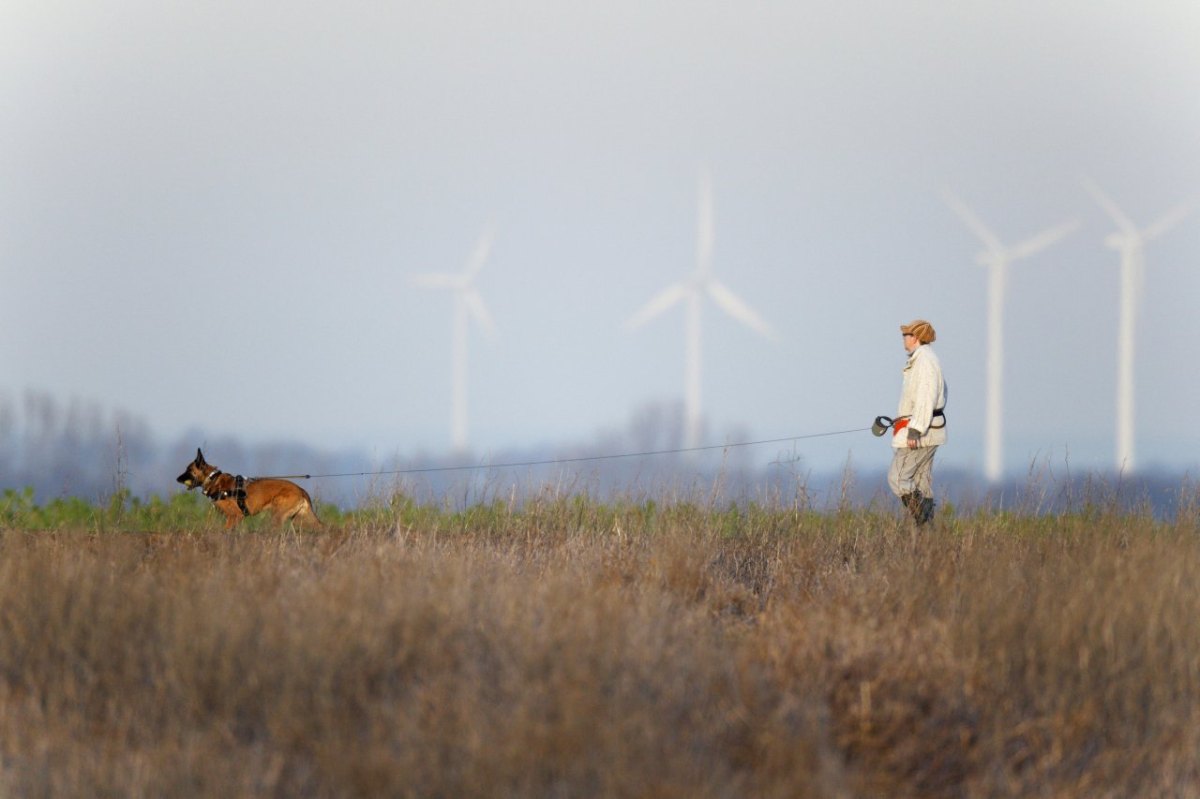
900, 491, 935, 526
915, 496, 935, 526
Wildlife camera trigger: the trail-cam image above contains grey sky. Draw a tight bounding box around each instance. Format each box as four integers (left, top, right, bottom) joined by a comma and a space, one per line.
2, 1, 1198, 478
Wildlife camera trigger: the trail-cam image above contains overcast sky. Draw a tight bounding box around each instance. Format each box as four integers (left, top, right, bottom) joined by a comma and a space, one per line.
2, 1, 1198, 479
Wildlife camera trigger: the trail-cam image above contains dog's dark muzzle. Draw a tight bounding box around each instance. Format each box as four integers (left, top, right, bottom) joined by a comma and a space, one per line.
177, 471, 198, 488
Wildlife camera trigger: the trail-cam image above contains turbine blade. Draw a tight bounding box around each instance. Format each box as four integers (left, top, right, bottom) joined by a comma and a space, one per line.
410, 273, 460, 290
940, 187, 1004, 254
463, 290, 496, 337
625, 283, 688, 330
1082, 178, 1138, 235
464, 223, 496, 280
1143, 201, 1192, 241
697, 168, 714, 276
1008, 218, 1080, 260
707, 281, 773, 339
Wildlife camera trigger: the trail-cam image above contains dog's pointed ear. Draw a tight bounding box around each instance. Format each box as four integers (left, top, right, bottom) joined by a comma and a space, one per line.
195, 447, 204, 463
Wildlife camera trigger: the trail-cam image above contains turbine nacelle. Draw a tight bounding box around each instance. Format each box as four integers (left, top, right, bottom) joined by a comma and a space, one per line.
1103, 232, 1137, 252
411, 273, 470, 291
974, 252, 1003, 269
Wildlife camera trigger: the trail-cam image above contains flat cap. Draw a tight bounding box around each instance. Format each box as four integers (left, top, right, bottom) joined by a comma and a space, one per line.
900, 319, 936, 344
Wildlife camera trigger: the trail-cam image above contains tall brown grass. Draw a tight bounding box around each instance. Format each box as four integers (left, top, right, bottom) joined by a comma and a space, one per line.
0, 497, 1198, 797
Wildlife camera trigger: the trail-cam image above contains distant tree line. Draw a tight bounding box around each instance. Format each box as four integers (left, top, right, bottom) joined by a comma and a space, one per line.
0, 390, 154, 501
0, 391, 350, 504
0, 392, 778, 509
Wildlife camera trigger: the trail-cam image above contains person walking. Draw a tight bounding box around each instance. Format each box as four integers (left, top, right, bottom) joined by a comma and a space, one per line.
887, 319, 946, 525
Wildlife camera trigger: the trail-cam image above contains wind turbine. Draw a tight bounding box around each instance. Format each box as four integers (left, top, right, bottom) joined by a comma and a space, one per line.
411, 224, 497, 452
1084, 180, 1191, 474
941, 189, 1079, 483
626, 169, 773, 452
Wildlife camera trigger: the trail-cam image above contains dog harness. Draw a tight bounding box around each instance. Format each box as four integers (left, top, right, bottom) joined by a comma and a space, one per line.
202, 471, 251, 517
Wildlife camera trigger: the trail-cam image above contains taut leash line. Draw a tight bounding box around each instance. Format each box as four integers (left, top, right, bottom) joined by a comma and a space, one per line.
260, 426, 871, 481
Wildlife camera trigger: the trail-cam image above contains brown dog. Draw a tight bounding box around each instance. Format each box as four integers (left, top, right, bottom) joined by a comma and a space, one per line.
176, 448, 322, 530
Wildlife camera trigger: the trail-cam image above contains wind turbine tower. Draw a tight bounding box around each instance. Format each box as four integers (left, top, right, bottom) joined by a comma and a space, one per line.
627, 169, 773, 452
411, 224, 497, 452
1084, 180, 1191, 474
941, 189, 1078, 482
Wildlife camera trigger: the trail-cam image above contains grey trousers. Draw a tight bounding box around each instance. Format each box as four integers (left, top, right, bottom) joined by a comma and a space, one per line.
888, 446, 938, 498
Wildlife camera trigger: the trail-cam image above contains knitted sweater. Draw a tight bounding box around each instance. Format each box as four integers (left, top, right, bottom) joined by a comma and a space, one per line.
893, 344, 947, 449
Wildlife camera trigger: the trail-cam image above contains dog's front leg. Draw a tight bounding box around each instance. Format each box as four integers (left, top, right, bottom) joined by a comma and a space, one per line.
218, 504, 243, 529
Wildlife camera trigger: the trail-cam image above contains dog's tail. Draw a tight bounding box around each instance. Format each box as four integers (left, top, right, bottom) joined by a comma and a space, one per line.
300, 487, 324, 528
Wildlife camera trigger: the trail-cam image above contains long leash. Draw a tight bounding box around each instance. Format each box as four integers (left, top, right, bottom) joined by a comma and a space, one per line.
261, 426, 871, 481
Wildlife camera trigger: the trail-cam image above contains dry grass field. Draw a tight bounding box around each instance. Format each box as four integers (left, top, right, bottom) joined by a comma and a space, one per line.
1, 492, 1198, 797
